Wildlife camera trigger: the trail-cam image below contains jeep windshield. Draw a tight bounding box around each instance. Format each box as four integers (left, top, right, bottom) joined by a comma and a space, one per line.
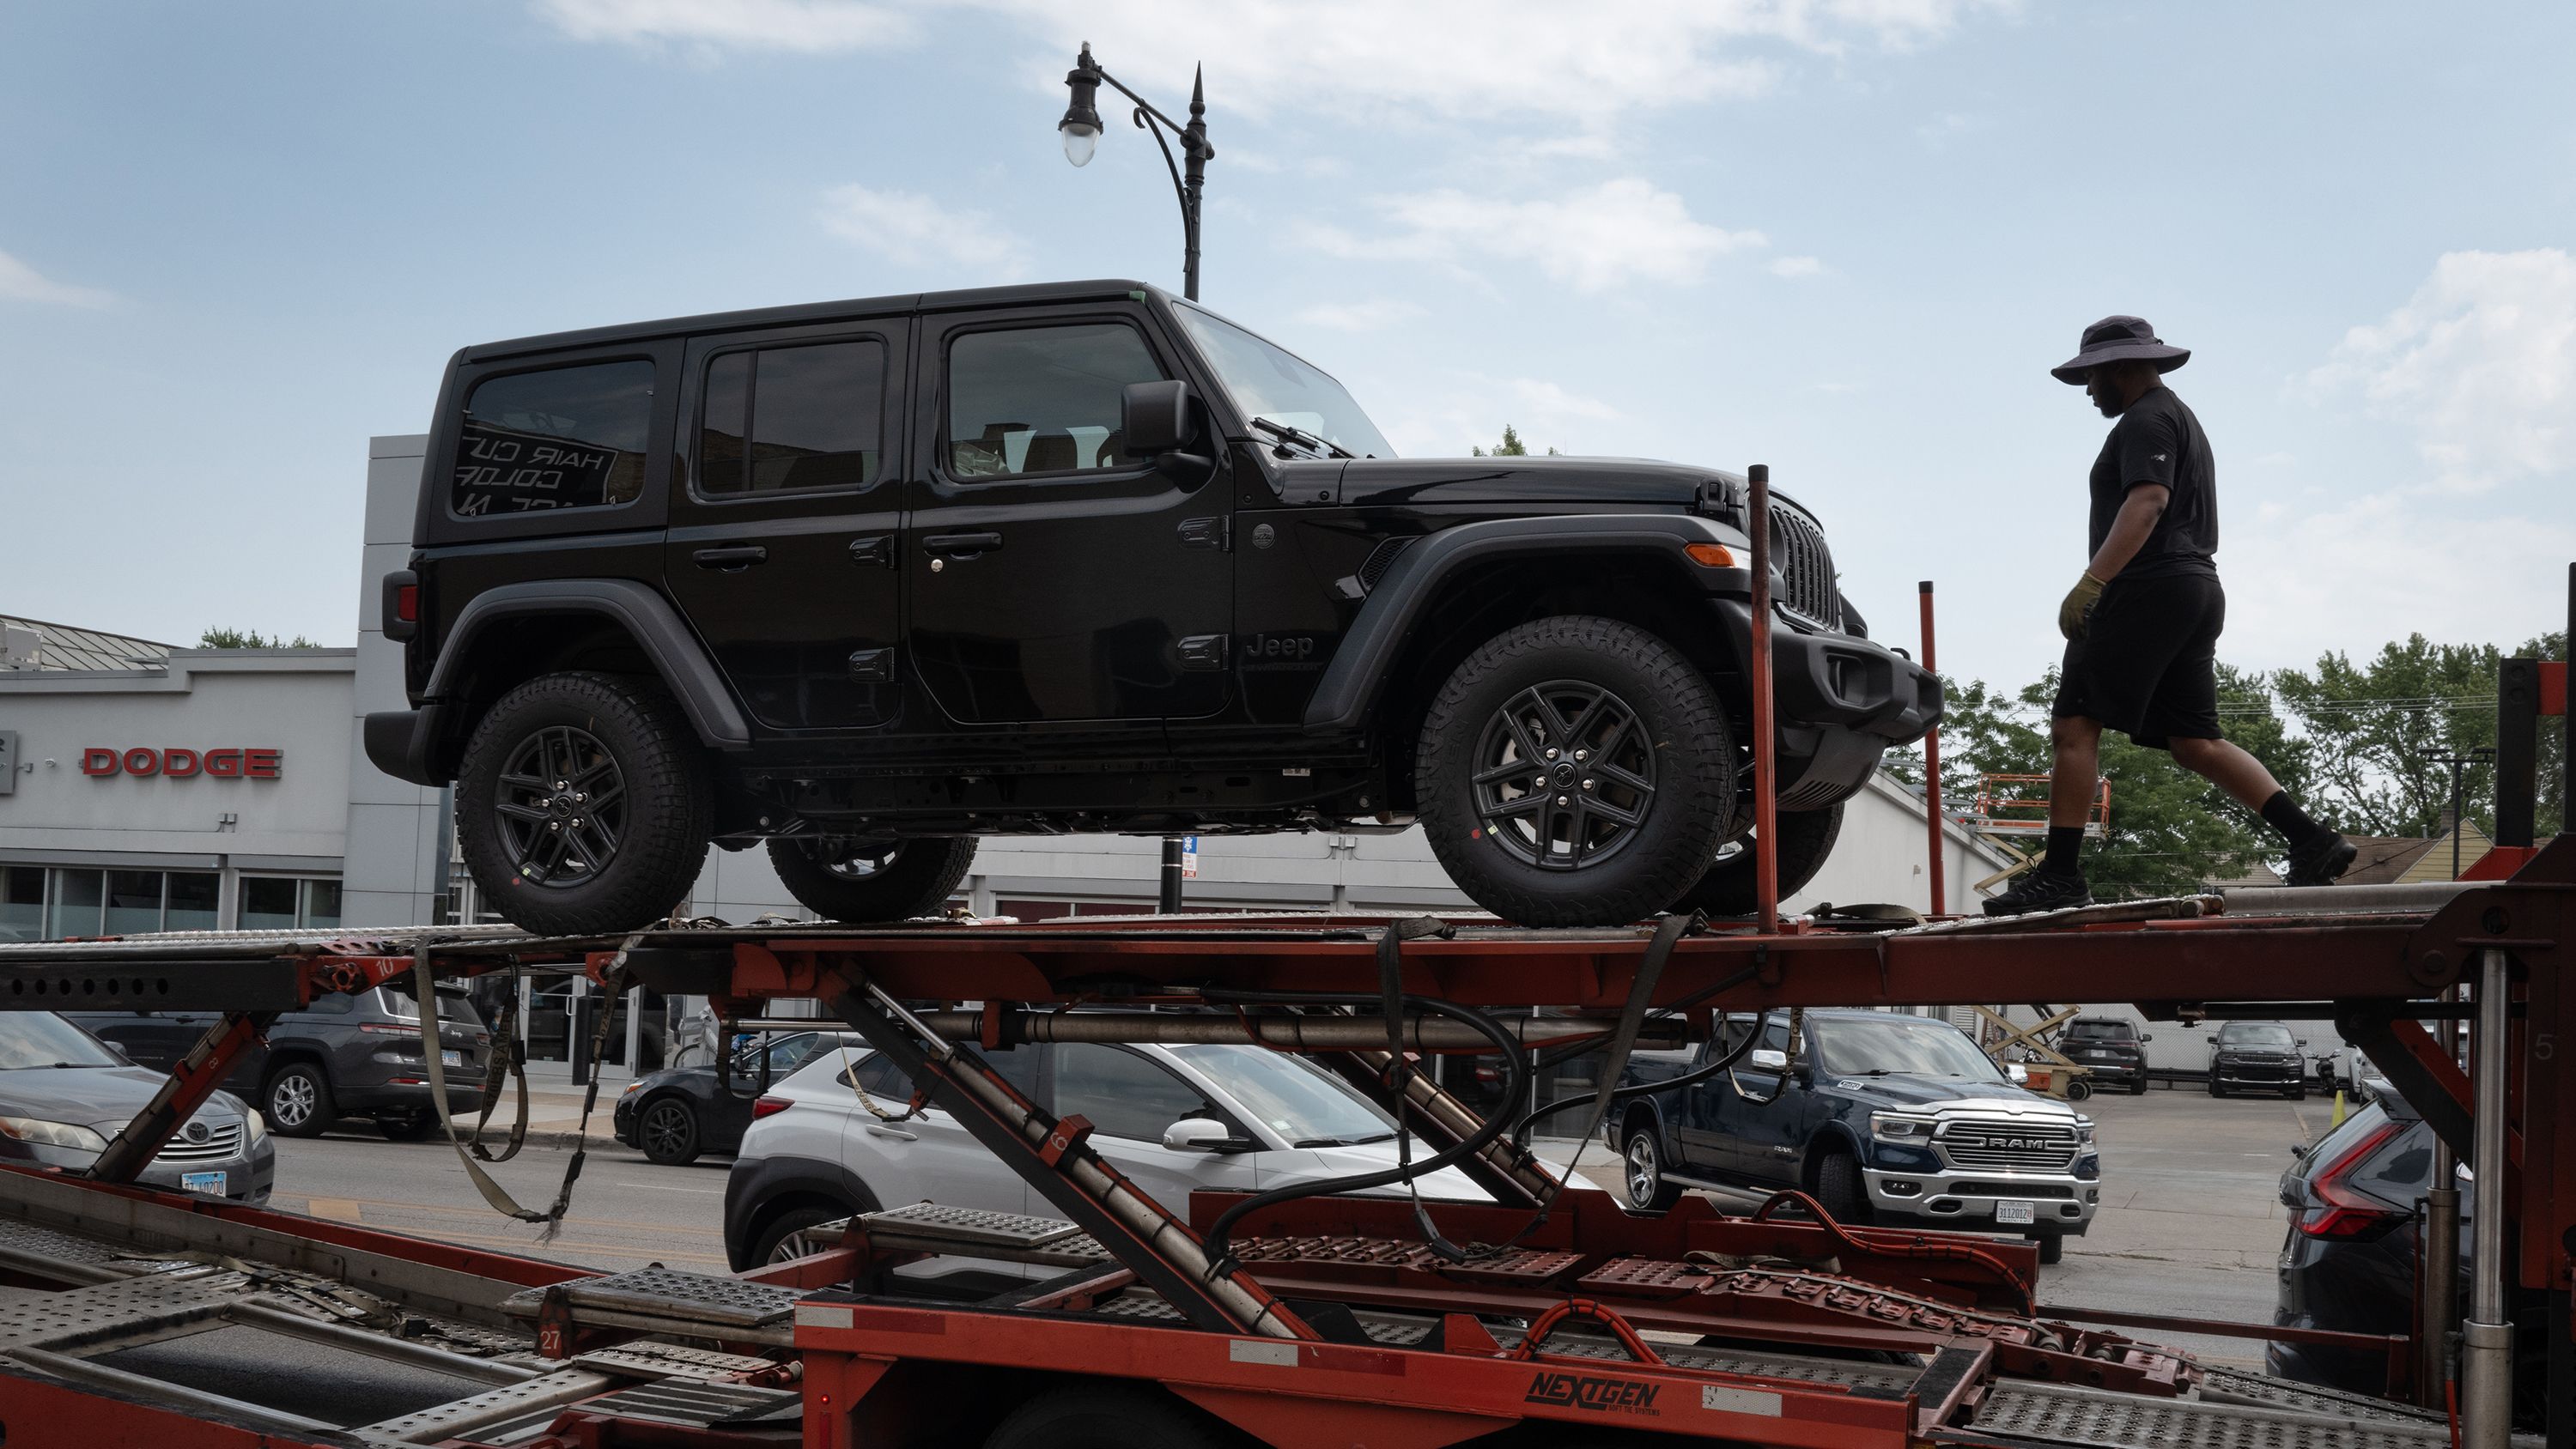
1814, 1016, 2007, 1082
2221, 1022, 2298, 1049
1173, 303, 1395, 460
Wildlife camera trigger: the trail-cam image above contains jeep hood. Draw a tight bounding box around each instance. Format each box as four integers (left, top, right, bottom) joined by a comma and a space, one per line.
1334, 455, 1779, 513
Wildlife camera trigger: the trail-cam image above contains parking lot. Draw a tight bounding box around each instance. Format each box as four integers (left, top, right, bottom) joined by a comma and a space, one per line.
263, 1077, 2342, 1370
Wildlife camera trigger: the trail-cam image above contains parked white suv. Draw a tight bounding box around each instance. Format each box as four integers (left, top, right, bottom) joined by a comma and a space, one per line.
721, 1037, 1485, 1273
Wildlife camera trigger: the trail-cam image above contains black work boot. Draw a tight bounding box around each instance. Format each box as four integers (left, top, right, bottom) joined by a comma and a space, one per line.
2284, 831, 2358, 888
1982, 869, 2094, 918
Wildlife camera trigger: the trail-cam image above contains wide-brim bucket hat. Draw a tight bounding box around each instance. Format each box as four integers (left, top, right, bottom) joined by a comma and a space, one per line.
2052, 315, 2190, 383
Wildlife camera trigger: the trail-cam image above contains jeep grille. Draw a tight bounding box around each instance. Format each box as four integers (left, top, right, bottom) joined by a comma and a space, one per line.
1768, 504, 1840, 629
1933, 1119, 2080, 1173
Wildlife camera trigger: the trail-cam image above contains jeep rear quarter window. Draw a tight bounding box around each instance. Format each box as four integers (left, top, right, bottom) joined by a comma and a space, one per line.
945, 323, 1164, 479
697, 340, 886, 496
451, 359, 654, 517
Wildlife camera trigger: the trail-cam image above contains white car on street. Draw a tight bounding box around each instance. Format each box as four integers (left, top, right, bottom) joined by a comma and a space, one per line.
721, 1036, 1486, 1273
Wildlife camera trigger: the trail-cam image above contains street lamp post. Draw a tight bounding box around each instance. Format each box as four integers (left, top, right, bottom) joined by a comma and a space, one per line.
2429, 747, 2496, 879
1059, 41, 1214, 302
1061, 43, 1213, 912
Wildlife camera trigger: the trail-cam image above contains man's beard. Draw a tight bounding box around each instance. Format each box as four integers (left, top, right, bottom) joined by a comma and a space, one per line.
2093, 391, 2125, 417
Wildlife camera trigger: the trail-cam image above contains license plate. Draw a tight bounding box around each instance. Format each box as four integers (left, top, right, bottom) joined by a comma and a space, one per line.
1995, 1199, 2036, 1225
179, 1171, 226, 1195
441, 1050, 461, 1068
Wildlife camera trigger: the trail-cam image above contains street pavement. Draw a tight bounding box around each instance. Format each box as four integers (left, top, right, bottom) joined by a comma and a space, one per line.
268, 1079, 2348, 1370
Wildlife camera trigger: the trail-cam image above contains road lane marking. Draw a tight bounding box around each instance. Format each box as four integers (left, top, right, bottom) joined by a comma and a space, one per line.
303, 1197, 365, 1222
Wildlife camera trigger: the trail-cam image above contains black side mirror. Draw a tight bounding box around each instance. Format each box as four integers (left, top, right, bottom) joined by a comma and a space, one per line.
1121, 379, 1195, 454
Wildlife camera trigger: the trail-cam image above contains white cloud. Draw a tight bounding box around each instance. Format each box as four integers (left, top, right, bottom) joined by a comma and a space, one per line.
816, 185, 1028, 278
1769, 255, 1826, 278
1294, 298, 1426, 332
1370, 372, 1623, 457
1302, 179, 1765, 293
2307, 248, 2576, 491
534, 0, 917, 52
538, 0, 2003, 130
0, 249, 118, 309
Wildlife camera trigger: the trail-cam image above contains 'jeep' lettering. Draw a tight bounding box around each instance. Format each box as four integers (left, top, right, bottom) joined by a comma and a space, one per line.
1525, 1371, 1662, 1416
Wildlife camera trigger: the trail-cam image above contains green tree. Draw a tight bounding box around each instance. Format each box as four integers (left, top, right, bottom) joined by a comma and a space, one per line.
198, 627, 323, 649
1470, 424, 1560, 458
2275, 631, 2566, 839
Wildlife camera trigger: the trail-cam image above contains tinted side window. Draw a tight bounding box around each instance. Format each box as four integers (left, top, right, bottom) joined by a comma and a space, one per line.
452, 360, 654, 517
945, 324, 1166, 479
698, 341, 886, 497
839, 1045, 1036, 1100
1053, 1045, 1206, 1142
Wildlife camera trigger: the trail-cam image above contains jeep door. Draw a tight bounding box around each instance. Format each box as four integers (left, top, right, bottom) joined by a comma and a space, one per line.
904, 306, 1232, 724
663, 321, 908, 731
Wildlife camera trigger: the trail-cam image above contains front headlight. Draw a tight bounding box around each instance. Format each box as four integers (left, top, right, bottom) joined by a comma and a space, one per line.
2073, 1117, 2096, 1147
0, 1116, 109, 1154
244, 1110, 267, 1145
1870, 1112, 1938, 1143
621, 1081, 644, 1095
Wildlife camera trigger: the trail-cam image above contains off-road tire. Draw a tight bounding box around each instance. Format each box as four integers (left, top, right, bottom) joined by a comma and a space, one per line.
1672, 802, 1844, 918
1813, 1147, 1868, 1225
1620, 1119, 1686, 1211
767, 837, 979, 923
983, 1386, 1229, 1449
1418, 616, 1735, 928
376, 1110, 440, 1142
2033, 1231, 2066, 1266
456, 672, 712, 937
638, 1095, 702, 1166
264, 1063, 336, 1139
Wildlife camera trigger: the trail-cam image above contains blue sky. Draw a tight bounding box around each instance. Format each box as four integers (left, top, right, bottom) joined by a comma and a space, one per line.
3, 1, 2570, 695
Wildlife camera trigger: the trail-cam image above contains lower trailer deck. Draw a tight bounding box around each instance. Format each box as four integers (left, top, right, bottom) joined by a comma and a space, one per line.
0, 840, 2562, 1447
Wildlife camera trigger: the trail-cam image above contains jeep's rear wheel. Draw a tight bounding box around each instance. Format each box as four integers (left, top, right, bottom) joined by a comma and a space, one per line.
769, 836, 978, 923
457, 672, 712, 937
1418, 617, 1735, 928
1672, 802, 1844, 918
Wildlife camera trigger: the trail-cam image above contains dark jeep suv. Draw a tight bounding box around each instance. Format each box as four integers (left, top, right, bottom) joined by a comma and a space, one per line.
2059, 1015, 2150, 1094
2208, 1021, 2308, 1099
365, 281, 1939, 932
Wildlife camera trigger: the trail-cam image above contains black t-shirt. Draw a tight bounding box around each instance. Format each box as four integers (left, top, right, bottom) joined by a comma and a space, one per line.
2088, 385, 2217, 580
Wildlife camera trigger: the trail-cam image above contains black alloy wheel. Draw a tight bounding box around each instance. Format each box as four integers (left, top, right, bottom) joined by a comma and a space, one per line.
1418, 616, 1735, 928
1469, 679, 1658, 872
456, 673, 713, 937
639, 1096, 702, 1166
767, 835, 979, 924
491, 725, 627, 893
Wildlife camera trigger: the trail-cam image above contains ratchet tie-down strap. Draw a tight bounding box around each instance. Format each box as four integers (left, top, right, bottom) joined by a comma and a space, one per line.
412, 941, 634, 1239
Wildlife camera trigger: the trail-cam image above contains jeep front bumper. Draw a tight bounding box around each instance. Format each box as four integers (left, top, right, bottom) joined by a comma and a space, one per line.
1708, 598, 1945, 809
1862, 1167, 2099, 1234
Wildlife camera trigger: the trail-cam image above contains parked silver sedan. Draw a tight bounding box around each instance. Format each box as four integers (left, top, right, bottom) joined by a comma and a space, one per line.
0, 1011, 275, 1203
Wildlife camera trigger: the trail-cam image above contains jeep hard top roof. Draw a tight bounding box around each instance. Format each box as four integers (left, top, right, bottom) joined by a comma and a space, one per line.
459, 278, 1168, 365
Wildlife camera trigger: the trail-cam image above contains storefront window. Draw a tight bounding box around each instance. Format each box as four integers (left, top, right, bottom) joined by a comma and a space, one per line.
48, 870, 102, 938
0, 868, 43, 943
166, 872, 219, 932
105, 870, 164, 936
304, 879, 342, 928
240, 876, 300, 931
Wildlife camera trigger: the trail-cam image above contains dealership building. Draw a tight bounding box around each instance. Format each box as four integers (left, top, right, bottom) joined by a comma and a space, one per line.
3, 433, 2011, 953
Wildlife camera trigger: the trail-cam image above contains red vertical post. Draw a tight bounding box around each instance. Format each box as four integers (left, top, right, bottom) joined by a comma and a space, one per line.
1747, 464, 1779, 933
1919, 580, 1947, 917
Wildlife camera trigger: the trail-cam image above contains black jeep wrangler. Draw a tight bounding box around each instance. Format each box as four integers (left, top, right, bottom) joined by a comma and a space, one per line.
365, 280, 1940, 933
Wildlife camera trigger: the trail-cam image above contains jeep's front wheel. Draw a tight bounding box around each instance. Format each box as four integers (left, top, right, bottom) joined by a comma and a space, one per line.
1671, 802, 1844, 918
1417, 616, 1735, 928
456, 672, 712, 937
769, 837, 978, 923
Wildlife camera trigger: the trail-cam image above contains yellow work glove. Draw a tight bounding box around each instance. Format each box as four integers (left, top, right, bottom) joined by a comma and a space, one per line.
2057, 572, 2107, 640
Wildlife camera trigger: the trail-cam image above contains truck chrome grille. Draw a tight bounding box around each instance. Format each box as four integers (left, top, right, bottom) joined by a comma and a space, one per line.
1767, 503, 1840, 629
1934, 1119, 2079, 1172
153, 1122, 243, 1162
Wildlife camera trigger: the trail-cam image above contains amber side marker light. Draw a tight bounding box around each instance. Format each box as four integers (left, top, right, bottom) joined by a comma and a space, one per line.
1685, 543, 1738, 568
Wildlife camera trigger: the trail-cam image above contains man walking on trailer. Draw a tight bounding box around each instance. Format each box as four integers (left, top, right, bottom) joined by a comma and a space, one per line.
1984, 316, 2357, 916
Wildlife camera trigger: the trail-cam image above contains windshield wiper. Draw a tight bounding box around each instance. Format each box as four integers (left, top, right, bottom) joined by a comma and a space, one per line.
1295, 1131, 1395, 1147
1248, 416, 1353, 459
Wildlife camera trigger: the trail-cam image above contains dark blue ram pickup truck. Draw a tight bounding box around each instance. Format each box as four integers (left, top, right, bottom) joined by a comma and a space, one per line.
1607, 1007, 2103, 1264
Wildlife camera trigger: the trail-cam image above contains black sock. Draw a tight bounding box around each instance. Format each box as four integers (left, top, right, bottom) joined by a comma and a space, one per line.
2261, 791, 2326, 848
2042, 825, 2085, 877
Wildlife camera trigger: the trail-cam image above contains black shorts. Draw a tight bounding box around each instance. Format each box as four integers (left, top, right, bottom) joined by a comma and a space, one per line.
2052, 570, 2224, 750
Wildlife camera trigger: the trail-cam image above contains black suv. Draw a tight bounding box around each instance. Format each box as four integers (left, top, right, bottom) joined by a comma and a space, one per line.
1611, 1008, 2100, 1263
2208, 1021, 2308, 1099
66, 983, 490, 1140
2058, 1015, 2150, 1094
365, 281, 1940, 933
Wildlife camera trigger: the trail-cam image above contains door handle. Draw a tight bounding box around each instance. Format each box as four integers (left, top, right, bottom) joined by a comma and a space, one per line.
692, 544, 769, 570
864, 1125, 918, 1142
923, 531, 1003, 559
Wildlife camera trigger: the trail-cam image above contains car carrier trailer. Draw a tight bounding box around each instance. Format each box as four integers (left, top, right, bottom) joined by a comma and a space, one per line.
0, 565, 2561, 1449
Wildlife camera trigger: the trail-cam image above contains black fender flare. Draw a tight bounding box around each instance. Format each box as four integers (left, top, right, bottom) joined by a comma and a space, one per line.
1300, 513, 1750, 734
424, 579, 753, 750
